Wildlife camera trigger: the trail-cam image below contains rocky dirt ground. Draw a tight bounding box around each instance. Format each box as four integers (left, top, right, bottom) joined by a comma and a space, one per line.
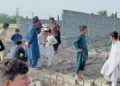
6, 30, 111, 80
37, 39, 111, 79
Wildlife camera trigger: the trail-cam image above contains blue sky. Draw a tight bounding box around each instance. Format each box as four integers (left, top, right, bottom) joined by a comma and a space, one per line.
0, 0, 119, 19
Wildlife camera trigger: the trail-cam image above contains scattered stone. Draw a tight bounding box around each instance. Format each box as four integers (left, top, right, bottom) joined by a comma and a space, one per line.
36, 81, 43, 86
29, 82, 36, 86
102, 82, 111, 86
64, 83, 74, 86
84, 79, 94, 86
67, 60, 72, 64
68, 49, 77, 54
88, 49, 98, 59
77, 80, 84, 86
94, 77, 104, 86
104, 53, 109, 59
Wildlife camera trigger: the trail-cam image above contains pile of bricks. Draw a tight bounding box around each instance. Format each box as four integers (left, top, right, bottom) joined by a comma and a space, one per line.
28, 71, 118, 86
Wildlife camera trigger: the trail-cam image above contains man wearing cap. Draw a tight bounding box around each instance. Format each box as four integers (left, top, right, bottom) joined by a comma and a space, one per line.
49, 17, 61, 54
25, 18, 40, 69
37, 28, 49, 69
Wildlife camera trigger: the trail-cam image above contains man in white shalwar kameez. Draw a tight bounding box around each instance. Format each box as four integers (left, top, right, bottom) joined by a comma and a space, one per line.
101, 31, 120, 86
0, 23, 9, 61
37, 28, 49, 69
45, 29, 57, 67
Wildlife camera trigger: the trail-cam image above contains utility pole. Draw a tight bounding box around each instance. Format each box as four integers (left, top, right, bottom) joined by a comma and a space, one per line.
16, 8, 19, 23
49, 15, 51, 18
31, 12, 34, 18
57, 15, 59, 21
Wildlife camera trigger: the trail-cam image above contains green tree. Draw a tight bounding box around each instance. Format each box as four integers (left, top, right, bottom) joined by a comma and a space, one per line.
115, 12, 117, 18
110, 13, 115, 17
0, 13, 16, 24
110, 12, 117, 18
97, 10, 108, 16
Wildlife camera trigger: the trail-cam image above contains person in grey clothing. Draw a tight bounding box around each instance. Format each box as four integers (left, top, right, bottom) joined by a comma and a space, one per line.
8, 40, 27, 62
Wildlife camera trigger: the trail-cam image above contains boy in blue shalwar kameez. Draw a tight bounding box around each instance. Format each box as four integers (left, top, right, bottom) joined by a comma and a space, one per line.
73, 25, 88, 80
11, 28, 22, 44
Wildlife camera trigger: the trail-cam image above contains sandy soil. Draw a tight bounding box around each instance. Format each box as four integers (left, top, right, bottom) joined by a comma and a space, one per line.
6, 30, 108, 79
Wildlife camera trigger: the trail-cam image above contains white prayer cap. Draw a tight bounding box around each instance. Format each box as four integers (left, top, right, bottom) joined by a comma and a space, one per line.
43, 28, 49, 32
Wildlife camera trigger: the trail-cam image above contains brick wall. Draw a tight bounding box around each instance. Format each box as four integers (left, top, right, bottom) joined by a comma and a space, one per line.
17, 18, 62, 40
17, 10, 120, 46
62, 10, 120, 45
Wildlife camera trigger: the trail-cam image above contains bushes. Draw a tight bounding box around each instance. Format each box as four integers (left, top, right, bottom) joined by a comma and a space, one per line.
0, 13, 16, 24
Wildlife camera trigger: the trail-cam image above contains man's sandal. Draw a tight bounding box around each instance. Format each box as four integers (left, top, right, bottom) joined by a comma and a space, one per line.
79, 77, 86, 81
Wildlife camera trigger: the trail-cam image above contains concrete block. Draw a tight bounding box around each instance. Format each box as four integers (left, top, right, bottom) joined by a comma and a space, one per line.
38, 73, 44, 77
29, 82, 36, 86
77, 80, 84, 86
57, 81, 64, 85
57, 75, 64, 81
29, 84, 34, 86
51, 74, 57, 80
102, 83, 111, 86
42, 80, 50, 86
63, 74, 70, 83
65, 83, 75, 86
36, 81, 43, 86
44, 73, 51, 79
51, 80, 57, 86
68, 77, 76, 85
44, 78, 49, 83
84, 79, 95, 86
94, 77, 104, 86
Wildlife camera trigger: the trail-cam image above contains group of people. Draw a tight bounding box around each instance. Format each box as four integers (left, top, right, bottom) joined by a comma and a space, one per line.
0, 23, 25, 62
0, 16, 61, 71
25, 17, 61, 70
0, 18, 120, 86
73, 26, 120, 86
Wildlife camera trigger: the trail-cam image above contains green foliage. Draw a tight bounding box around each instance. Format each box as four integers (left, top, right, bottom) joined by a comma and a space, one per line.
102, 43, 111, 47
97, 10, 118, 18
110, 12, 117, 18
97, 10, 108, 16
110, 13, 115, 17
0, 13, 16, 24
115, 12, 117, 18
0, 27, 16, 30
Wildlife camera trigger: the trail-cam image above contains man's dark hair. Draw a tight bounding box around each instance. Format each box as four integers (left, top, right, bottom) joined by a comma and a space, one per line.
15, 40, 22, 45
32, 18, 39, 24
49, 17, 55, 21
48, 29, 51, 32
109, 31, 118, 39
3, 23, 9, 28
0, 59, 28, 86
15, 28, 20, 32
79, 25, 87, 31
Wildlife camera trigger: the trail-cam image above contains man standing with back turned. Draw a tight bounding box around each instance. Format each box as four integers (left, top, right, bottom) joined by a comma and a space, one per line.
25, 18, 40, 70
